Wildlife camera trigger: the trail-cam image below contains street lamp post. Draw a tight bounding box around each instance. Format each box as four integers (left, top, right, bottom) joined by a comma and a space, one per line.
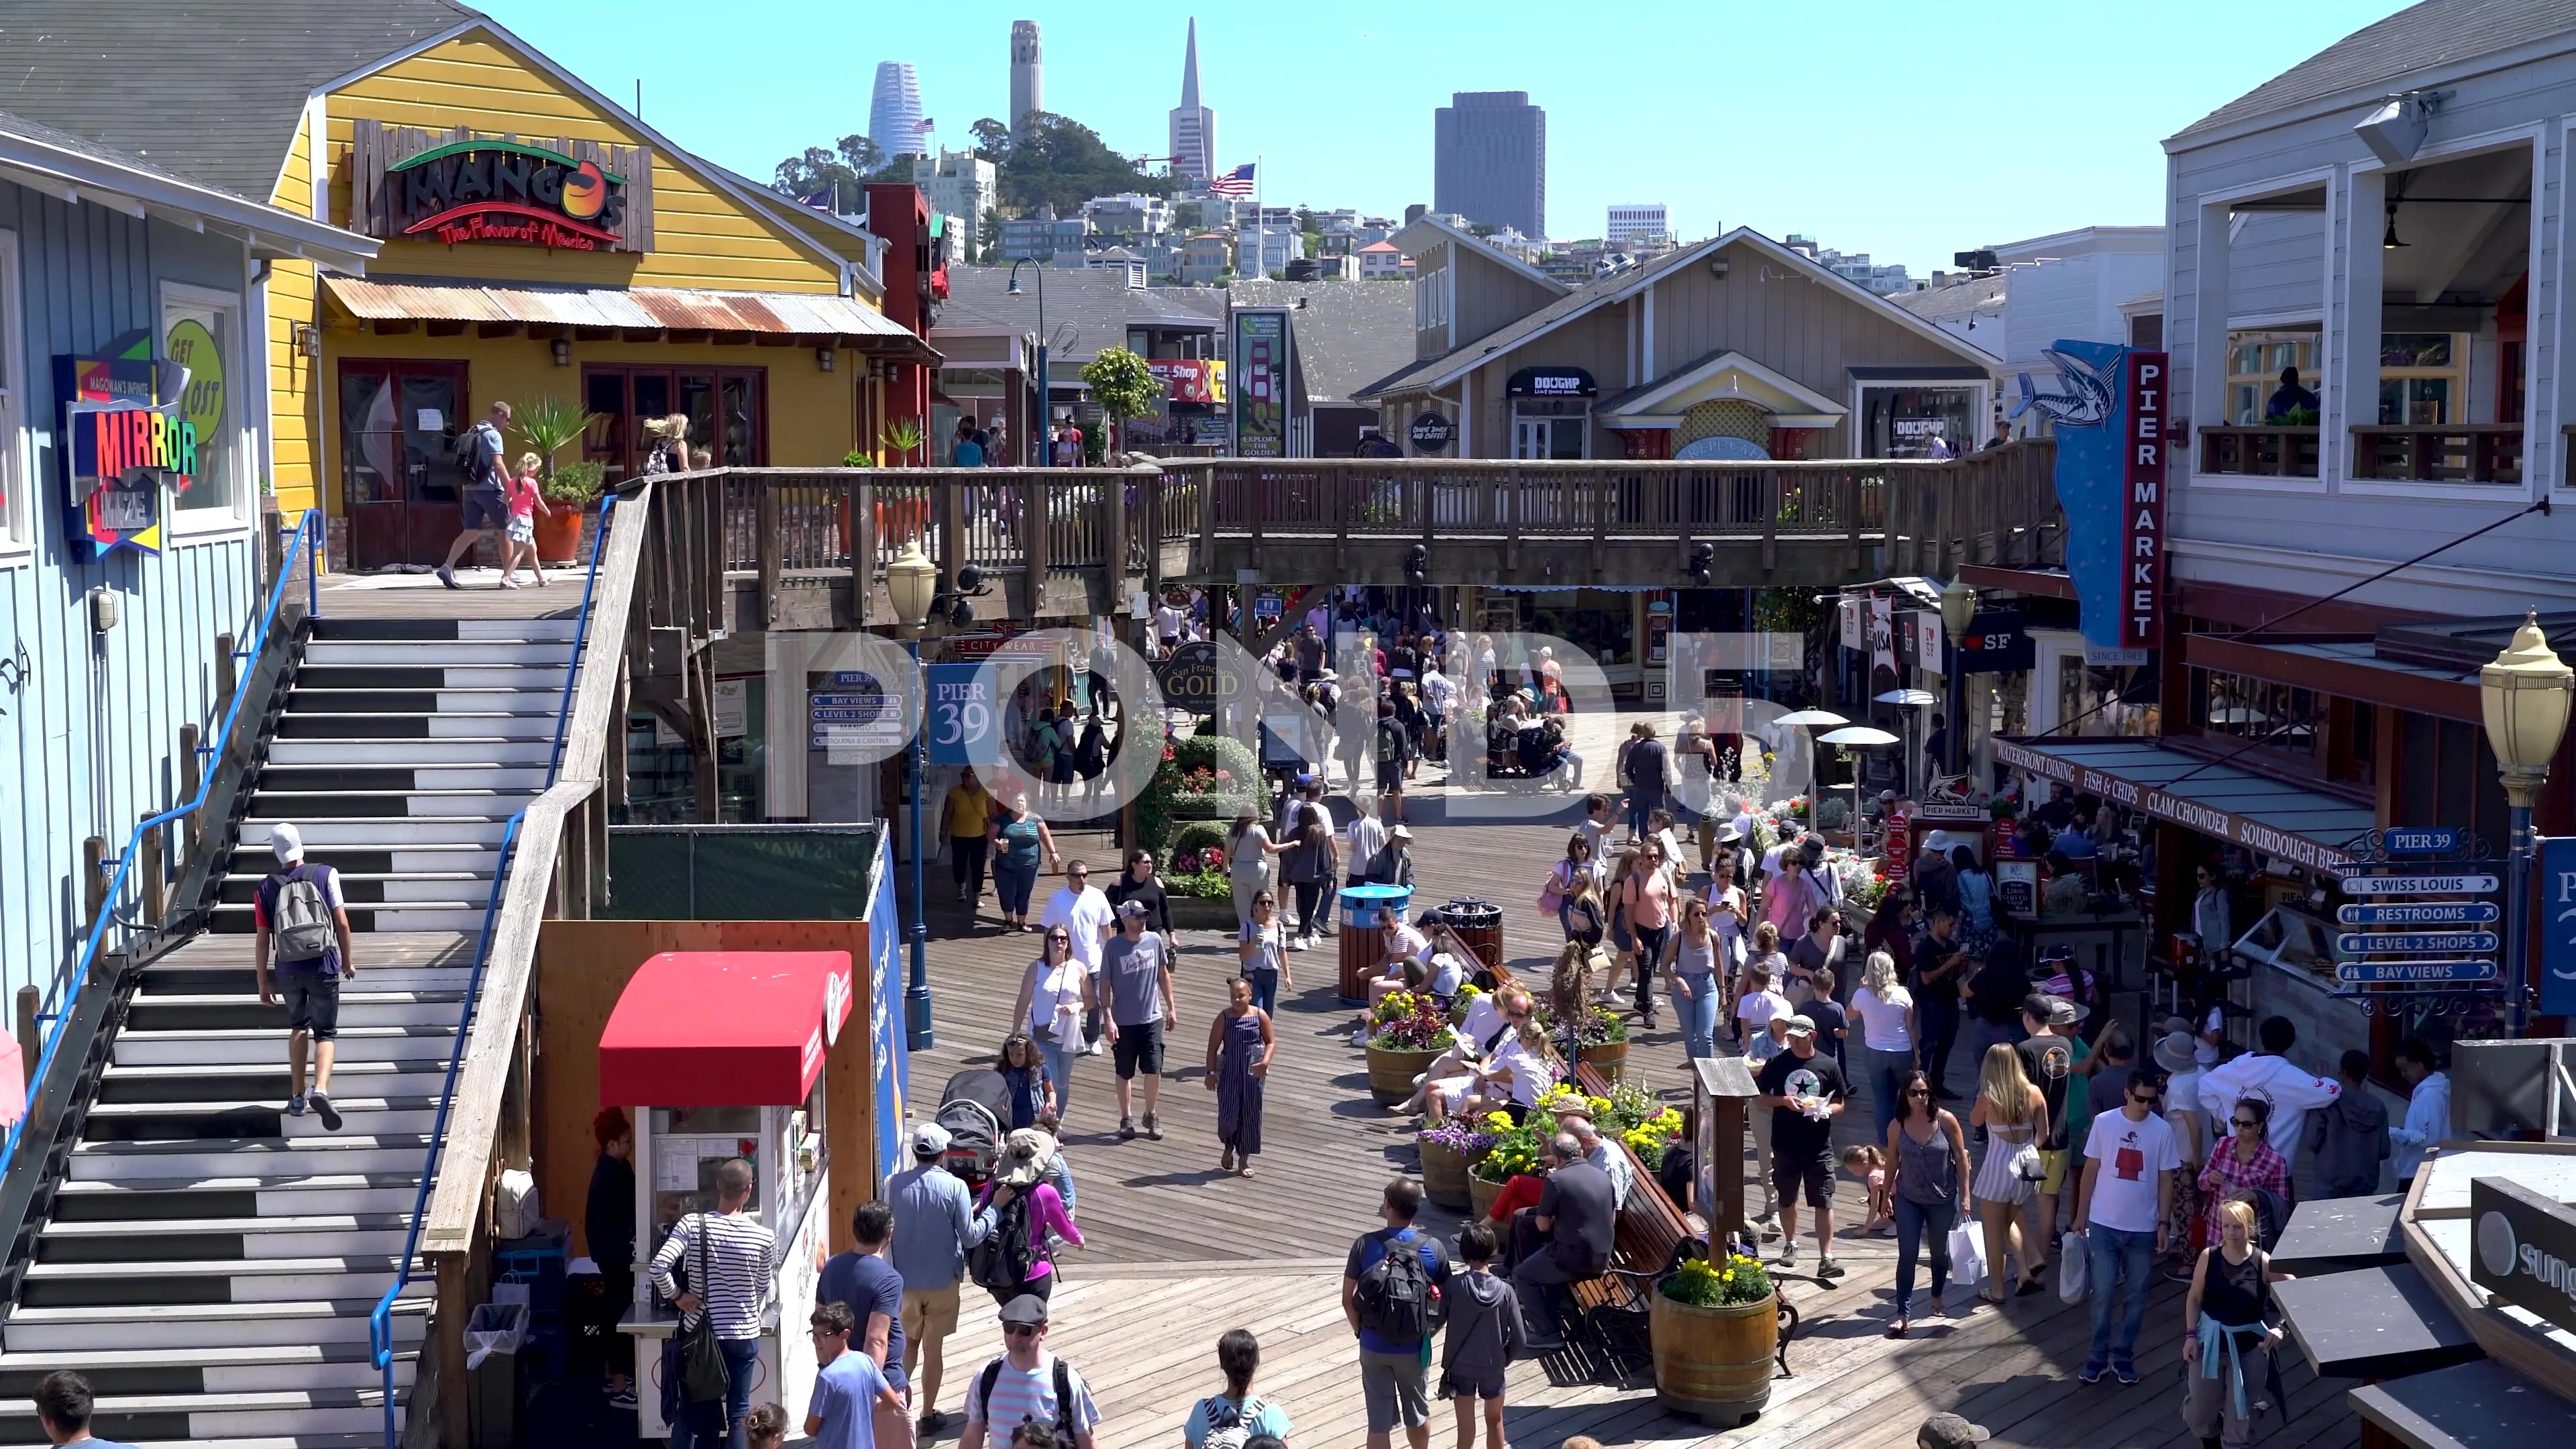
1938, 577, 1978, 777
887, 539, 941, 1050
1008, 260, 1049, 466
2480, 612, 2573, 1036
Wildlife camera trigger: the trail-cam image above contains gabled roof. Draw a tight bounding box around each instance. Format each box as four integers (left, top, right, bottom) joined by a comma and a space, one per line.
2171, 0, 2576, 143
1395, 212, 1570, 295
0, 0, 479, 201
1227, 280, 1416, 407
936, 266, 1223, 362
1593, 348, 1845, 425
0, 107, 379, 271
1356, 227, 2001, 401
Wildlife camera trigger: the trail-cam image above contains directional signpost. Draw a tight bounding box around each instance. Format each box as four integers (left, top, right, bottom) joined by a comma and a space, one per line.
2334, 828, 2505, 1014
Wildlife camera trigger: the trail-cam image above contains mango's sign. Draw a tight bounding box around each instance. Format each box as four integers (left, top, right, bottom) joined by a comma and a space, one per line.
350, 121, 653, 253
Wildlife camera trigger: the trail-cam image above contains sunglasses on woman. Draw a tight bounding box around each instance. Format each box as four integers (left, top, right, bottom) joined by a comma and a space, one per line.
2232, 1116, 2260, 1130
1048, 933, 1071, 944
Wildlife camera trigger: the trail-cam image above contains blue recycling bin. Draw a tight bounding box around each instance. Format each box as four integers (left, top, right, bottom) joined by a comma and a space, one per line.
1339, 883, 1414, 1004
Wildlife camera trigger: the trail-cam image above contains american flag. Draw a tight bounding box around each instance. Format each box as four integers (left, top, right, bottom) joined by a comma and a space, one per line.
914, 117, 936, 135
1205, 162, 1255, 197
797, 186, 836, 211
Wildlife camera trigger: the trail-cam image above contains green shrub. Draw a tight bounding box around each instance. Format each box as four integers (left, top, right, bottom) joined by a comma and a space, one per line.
1173, 820, 1229, 863
1172, 734, 1258, 787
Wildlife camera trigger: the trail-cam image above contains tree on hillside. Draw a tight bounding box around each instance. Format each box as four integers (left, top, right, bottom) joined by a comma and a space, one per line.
774, 134, 916, 208
997, 113, 1174, 217
970, 118, 1015, 163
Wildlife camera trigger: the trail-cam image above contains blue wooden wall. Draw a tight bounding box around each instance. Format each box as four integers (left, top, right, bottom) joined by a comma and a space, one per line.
0, 179, 262, 1018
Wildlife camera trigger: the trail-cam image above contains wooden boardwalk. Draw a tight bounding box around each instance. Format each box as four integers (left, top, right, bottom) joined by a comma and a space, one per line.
316, 567, 585, 621
903, 819, 2365, 1448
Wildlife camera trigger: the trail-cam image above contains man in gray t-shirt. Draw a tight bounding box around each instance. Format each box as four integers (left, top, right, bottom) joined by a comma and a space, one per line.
1099, 901, 1177, 1140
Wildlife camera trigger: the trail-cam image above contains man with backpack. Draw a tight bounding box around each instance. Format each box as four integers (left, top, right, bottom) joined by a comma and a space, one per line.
957, 1294, 1099, 1449
1342, 1179, 1451, 1449
252, 824, 354, 1130
435, 400, 513, 590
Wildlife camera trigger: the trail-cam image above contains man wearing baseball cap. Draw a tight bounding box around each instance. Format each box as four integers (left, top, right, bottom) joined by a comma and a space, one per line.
1100, 899, 1177, 1141
886, 1122, 988, 1432
959, 1293, 1100, 1449
252, 823, 354, 1130
1754, 1012, 1849, 1277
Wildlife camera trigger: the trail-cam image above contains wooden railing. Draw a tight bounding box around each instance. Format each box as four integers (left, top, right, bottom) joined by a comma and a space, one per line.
2198, 425, 2321, 478
2350, 424, 2523, 485
700, 442, 2060, 592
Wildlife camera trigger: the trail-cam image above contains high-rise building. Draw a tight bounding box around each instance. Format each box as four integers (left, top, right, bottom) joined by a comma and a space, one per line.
1434, 91, 1546, 239
1606, 203, 1668, 246
1010, 21, 1044, 129
1168, 19, 1218, 182
913, 148, 997, 241
868, 62, 924, 156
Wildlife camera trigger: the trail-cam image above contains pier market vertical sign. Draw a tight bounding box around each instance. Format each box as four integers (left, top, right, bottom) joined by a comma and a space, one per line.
349, 121, 654, 252
2008, 341, 2168, 665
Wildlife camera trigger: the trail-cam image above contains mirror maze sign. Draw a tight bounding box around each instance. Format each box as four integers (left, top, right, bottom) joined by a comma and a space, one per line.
349, 121, 654, 252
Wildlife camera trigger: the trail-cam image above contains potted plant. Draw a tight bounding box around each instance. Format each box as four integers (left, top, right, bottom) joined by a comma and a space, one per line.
1415, 1118, 1491, 1209
1538, 1005, 1633, 1082
1364, 991, 1456, 1105
1652, 1249, 1780, 1428
513, 396, 603, 563
1466, 1110, 1543, 1220
1159, 843, 1243, 931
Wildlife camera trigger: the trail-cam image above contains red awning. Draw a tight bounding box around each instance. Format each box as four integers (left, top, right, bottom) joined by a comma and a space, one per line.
598, 951, 854, 1108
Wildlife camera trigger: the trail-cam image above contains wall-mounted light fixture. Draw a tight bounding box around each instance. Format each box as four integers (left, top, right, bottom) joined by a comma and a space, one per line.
294, 323, 320, 358
816, 345, 837, 373
551, 337, 572, 367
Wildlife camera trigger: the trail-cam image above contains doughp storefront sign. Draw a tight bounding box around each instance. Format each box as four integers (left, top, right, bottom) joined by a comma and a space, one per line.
350, 121, 653, 252
1992, 738, 2353, 871
2471, 1176, 2576, 1336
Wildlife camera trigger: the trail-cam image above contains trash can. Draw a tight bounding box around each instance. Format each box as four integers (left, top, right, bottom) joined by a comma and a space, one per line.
466, 1300, 529, 1448
1338, 883, 1413, 1004
1442, 898, 1504, 978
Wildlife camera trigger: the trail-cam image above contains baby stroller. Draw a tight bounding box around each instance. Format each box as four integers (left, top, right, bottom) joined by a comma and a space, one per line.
936, 1069, 1012, 1190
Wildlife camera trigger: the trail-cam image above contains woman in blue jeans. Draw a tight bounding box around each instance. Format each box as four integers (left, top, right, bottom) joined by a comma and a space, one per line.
1237, 890, 1293, 1014
1882, 1071, 1972, 1336
1661, 899, 1723, 1059
987, 792, 1058, 931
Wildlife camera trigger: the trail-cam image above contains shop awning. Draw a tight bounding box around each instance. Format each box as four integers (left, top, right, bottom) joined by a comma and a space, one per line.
598, 951, 854, 1108
321, 276, 939, 360
1992, 736, 2372, 871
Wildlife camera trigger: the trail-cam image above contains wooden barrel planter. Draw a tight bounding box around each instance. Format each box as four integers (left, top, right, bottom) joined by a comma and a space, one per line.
1651, 1290, 1779, 1428
1365, 1044, 1442, 1105
1578, 1038, 1631, 1084
1467, 1169, 1507, 1220
1417, 1136, 1473, 1208
1165, 895, 1240, 932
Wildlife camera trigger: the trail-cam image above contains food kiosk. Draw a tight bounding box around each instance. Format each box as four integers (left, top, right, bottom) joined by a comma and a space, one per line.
605, 950, 853, 1440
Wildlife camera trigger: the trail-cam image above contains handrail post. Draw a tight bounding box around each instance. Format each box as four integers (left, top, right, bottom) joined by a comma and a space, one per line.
852, 478, 876, 628
1100, 472, 1128, 612
1021, 474, 1051, 617
755, 478, 783, 629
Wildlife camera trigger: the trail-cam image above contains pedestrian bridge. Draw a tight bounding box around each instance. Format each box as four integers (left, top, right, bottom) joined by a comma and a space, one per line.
667, 441, 2062, 631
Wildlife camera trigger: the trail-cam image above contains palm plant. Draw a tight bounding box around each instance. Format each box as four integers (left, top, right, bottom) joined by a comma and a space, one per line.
514, 396, 599, 479
879, 418, 926, 467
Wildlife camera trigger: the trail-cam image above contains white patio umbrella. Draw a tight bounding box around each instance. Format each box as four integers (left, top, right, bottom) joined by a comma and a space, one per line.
1819, 724, 1902, 851
1875, 688, 1941, 796
1766, 709, 1847, 808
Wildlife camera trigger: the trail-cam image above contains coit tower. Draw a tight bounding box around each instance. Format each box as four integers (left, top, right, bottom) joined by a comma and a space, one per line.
1010, 21, 1043, 129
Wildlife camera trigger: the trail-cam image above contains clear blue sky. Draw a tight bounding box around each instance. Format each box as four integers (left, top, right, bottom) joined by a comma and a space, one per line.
482, 0, 2408, 272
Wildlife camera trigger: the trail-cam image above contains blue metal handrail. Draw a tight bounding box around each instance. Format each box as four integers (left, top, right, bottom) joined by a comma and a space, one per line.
0, 509, 320, 1185
374, 492, 619, 1442
545, 495, 615, 788
370, 808, 520, 1446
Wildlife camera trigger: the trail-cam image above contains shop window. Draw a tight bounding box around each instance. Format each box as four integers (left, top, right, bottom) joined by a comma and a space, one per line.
1509, 400, 1588, 460
583, 365, 768, 482
1860, 386, 1975, 459
2224, 333, 2318, 425
2377, 333, 2465, 425
2394, 710, 2510, 850
0, 229, 21, 551
162, 282, 244, 522
2186, 667, 2325, 773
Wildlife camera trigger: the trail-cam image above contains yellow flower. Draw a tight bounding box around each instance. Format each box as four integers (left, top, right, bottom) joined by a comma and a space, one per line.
1721, 1270, 1735, 1282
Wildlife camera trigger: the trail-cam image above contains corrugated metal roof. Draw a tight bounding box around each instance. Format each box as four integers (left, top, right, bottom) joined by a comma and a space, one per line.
323, 275, 922, 343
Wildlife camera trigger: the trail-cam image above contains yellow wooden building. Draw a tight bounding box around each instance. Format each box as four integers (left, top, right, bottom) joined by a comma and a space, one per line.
8, 3, 932, 571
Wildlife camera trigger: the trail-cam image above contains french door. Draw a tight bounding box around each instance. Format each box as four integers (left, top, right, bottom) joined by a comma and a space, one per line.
339, 360, 470, 571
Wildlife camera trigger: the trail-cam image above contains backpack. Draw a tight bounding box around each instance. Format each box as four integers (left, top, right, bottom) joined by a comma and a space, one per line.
452, 421, 499, 488
1377, 717, 1404, 763
977, 1356, 1076, 1439
1353, 1231, 1433, 1344
270, 864, 337, 962
1027, 716, 1058, 766
1197, 1394, 1257, 1449
969, 1190, 1040, 1291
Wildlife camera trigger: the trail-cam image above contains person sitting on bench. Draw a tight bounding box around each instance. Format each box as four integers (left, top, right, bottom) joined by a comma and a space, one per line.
1508, 1132, 1616, 1352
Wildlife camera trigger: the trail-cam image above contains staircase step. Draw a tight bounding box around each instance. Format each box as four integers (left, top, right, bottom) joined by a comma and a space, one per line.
100, 1059, 454, 1102
257, 765, 550, 792
265, 737, 555, 766
38, 1214, 418, 1261
0, 1387, 403, 1443
284, 689, 560, 716
0, 1342, 415, 1397
219, 846, 503, 876
297, 664, 570, 690
3, 1295, 429, 1352
69, 1135, 436, 1181
233, 816, 517, 845
312, 616, 578, 642
306, 639, 572, 666
113, 1028, 457, 1067
19, 1254, 419, 1307
80, 1097, 445, 1142
245, 790, 537, 820
52, 1174, 429, 1221
217, 873, 498, 907
123, 991, 464, 1033
274, 712, 565, 740
137, 962, 477, 993
209, 897, 499, 928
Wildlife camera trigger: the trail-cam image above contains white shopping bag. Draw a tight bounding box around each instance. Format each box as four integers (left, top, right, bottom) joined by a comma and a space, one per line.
2058, 1230, 2089, 1303
1947, 1220, 1986, 1288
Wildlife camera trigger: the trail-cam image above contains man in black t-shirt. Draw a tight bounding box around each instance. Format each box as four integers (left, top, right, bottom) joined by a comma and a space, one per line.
1960, 938, 2032, 1068
1507, 1133, 1615, 1350
1755, 1017, 1849, 1279
1909, 905, 1971, 1099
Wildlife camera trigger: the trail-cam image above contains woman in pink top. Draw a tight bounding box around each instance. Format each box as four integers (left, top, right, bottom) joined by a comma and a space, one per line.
973, 1128, 1085, 1305
1621, 839, 1674, 1029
